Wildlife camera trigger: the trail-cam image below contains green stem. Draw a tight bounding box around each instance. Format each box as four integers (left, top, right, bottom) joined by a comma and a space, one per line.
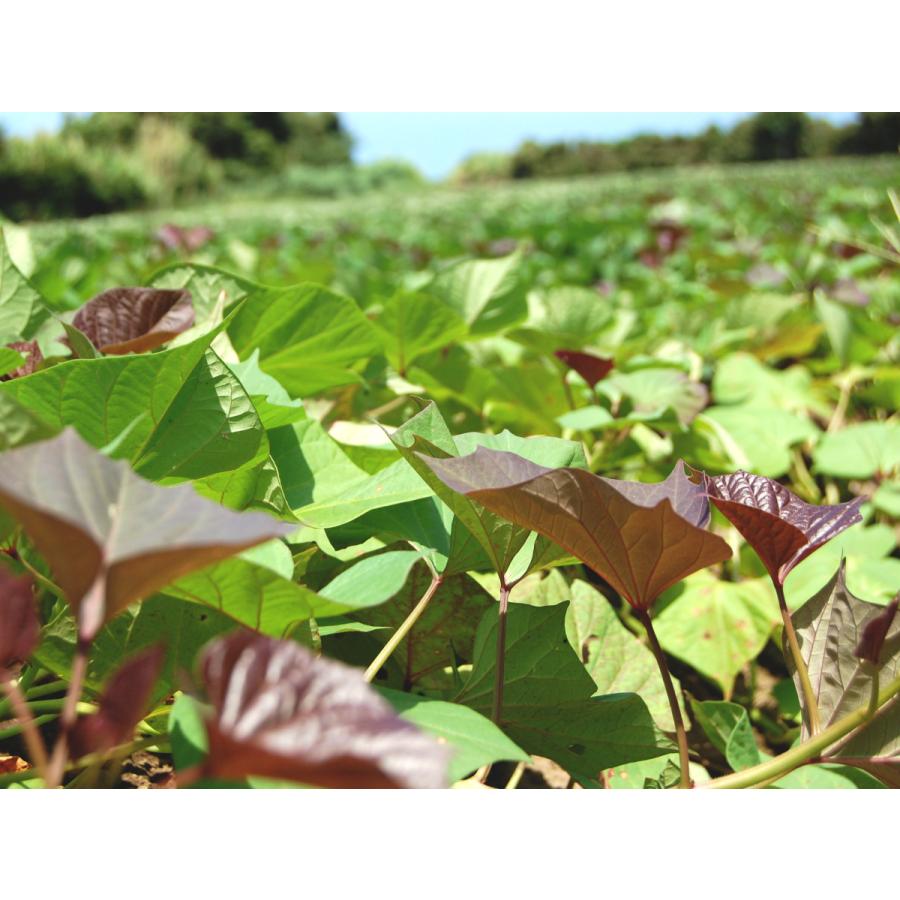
364, 575, 443, 683
704, 672, 900, 789
0, 714, 56, 741
0, 679, 49, 777
637, 609, 692, 789
868, 668, 880, 719
491, 581, 512, 725
775, 582, 820, 736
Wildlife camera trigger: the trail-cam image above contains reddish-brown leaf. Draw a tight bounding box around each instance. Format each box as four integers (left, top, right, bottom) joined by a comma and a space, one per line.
707, 471, 863, 585
419, 448, 731, 611
155, 224, 215, 253
856, 597, 899, 666
0, 429, 292, 640
554, 350, 614, 388
72, 287, 195, 355
0, 568, 39, 676
1, 341, 43, 381
69, 645, 165, 759
200, 631, 451, 788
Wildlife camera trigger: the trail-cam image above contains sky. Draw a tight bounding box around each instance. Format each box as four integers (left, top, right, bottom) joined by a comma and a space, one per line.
0, 111, 859, 180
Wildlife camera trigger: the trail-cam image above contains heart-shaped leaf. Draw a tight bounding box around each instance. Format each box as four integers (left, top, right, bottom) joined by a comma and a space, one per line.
421, 447, 730, 610
390, 402, 585, 578
0, 569, 38, 675
813, 422, 900, 480
707, 470, 863, 585
71, 287, 195, 355
68, 645, 165, 759
198, 630, 451, 788
0, 429, 292, 640
455, 602, 672, 780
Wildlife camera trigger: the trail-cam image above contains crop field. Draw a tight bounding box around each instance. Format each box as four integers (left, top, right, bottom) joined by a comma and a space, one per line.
1, 155, 898, 789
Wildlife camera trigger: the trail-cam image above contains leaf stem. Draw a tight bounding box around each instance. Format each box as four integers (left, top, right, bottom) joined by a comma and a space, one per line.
44, 635, 92, 789
0, 678, 49, 778
364, 575, 443, 683
703, 672, 900, 789
775, 582, 820, 736
505, 761, 526, 790
637, 609, 692, 789
491, 580, 512, 725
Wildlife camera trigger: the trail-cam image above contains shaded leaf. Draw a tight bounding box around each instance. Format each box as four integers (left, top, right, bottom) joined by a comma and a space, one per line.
856, 597, 899, 665
352, 562, 494, 689
708, 470, 863, 585
69, 645, 165, 759
0, 429, 292, 639
227, 350, 305, 430
0, 569, 38, 674
455, 602, 672, 780
71, 287, 195, 355
0, 393, 56, 452
199, 630, 450, 788
422, 447, 730, 610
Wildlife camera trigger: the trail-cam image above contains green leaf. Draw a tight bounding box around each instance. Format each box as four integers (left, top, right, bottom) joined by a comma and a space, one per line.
227, 283, 381, 396
429, 250, 527, 336
169, 693, 209, 771
455, 602, 672, 781
0, 320, 264, 480
699, 405, 819, 477
599, 368, 708, 427
692, 699, 762, 771
0, 393, 56, 451
606, 753, 709, 789
373, 292, 468, 374
813, 422, 900, 479
164, 556, 331, 636
380, 688, 530, 781
150, 261, 258, 321
352, 562, 495, 690
191, 455, 294, 519
510, 286, 612, 353
0, 346, 25, 376
566, 579, 685, 731
228, 350, 306, 430
318, 550, 423, 611
0, 231, 50, 343
653, 572, 780, 696
35, 593, 235, 705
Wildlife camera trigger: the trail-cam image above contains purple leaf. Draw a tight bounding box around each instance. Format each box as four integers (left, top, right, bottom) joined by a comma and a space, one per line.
199, 631, 451, 788
856, 597, 899, 666
554, 349, 614, 388
419, 448, 731, 611
707, 471, 863, 585
69, 645, 165, 759
72, 288, 195, 355
0, 429, 292, 640
0, 568, 38, 676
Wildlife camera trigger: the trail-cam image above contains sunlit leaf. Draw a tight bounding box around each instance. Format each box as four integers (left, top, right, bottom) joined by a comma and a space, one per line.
198, 630, 451, 788
0, 429, 292, 639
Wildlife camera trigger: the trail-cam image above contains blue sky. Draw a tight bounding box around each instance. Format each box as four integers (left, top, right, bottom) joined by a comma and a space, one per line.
1, 112, 858, 179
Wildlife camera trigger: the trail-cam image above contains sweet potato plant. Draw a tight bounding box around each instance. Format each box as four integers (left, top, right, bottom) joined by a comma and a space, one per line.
1, 157, 898, 788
